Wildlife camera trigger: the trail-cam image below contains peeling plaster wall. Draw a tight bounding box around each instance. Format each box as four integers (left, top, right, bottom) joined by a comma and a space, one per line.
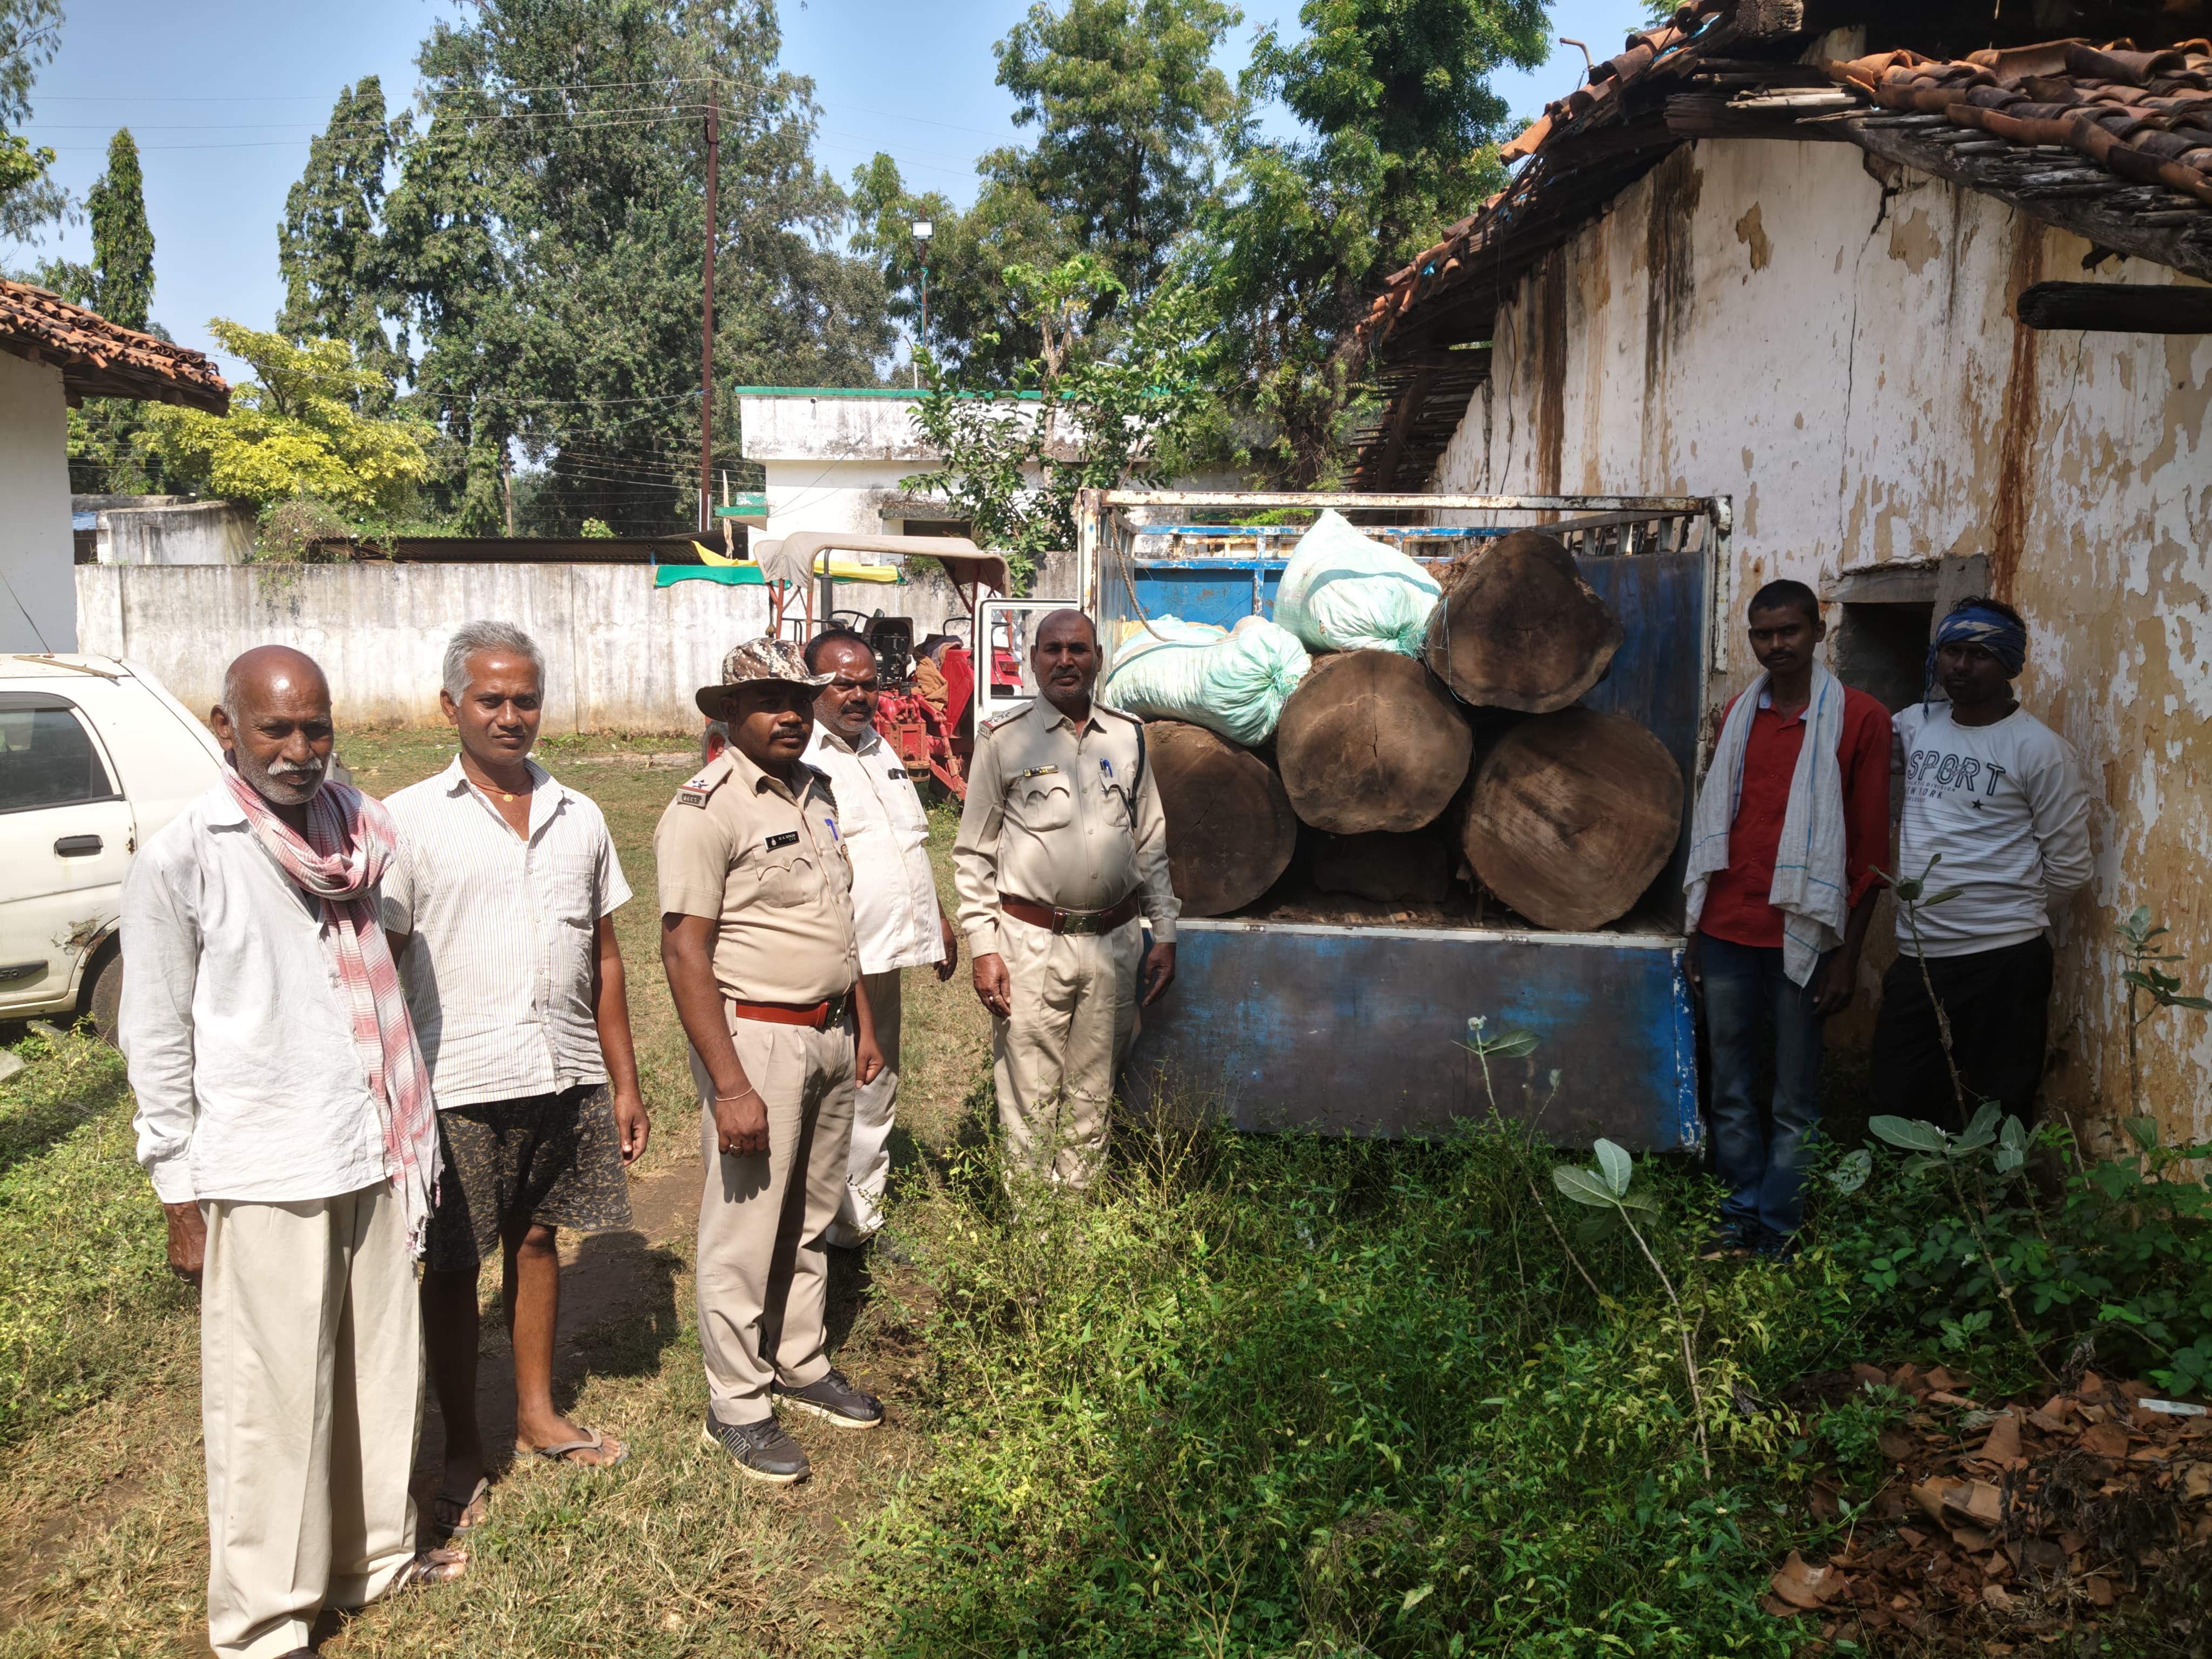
1431, 137, 2212, 1145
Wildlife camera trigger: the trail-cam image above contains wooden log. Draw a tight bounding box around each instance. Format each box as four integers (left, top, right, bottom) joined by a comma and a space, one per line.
1310, 824, 1453, 905
1461, 708, 1683, 931
1148, 719, 1298, 918
1424, 528, 1624, 712
1274, 650, 1473, 835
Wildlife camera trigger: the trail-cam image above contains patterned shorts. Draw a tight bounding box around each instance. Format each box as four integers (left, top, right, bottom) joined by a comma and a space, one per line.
425, 1083, 635, 1273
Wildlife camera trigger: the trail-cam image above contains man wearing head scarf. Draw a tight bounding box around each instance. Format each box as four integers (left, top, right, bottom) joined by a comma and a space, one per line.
121, 646, 463, 1659
1873, 598, 2092, 1129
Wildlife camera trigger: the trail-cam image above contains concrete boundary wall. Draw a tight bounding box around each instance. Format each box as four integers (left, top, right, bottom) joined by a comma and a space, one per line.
76, 563, 771, 732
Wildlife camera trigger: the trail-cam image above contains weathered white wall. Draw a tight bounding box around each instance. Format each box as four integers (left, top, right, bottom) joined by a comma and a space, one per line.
97, 499, 254, 565
0, 352, 78, 652
1432, 137, 2212, 1143
76, 563, 770, 732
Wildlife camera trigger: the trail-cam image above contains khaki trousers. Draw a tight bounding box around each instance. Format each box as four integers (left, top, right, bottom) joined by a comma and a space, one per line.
825, 969, 901, 1247
692, 1011, 855, 1421
992, 917, 1143, 1188
200, 1181, 422, 1659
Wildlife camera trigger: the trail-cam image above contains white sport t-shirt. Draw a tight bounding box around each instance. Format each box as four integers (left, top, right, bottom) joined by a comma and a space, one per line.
1893, 702, 2093, 959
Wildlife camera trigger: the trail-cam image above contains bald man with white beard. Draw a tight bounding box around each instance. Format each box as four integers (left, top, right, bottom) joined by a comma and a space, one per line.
122, 646, 463, 1659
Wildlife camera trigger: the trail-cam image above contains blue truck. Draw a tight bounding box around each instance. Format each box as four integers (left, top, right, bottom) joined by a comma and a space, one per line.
1056, 488, 1736, 1152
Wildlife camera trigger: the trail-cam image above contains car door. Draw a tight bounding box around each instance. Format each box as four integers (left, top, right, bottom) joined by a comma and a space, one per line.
0, 691, 137, 1016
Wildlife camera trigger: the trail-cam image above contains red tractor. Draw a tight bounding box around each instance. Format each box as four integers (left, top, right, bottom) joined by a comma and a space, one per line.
702, 543, 1016, 804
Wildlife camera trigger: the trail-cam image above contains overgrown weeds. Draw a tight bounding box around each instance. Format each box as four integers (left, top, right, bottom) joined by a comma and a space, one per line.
848, 1098, 1853, 1657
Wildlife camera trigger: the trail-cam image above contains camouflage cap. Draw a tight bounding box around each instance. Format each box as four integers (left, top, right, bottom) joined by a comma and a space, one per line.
693, 636, 833, 717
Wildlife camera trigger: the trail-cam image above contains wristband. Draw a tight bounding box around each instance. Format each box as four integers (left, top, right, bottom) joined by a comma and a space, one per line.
714, 1087, 761, 1104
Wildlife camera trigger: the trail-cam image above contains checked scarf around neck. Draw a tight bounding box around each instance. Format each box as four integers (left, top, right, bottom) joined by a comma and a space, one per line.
223, 766, 441, 1254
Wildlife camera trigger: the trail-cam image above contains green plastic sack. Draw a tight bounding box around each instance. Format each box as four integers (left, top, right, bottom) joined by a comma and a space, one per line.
1273, 509, 1441, 657
1102, 616, 1310, 747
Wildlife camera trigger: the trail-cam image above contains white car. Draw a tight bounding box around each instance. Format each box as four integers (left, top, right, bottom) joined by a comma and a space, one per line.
0, 654, 224, 1036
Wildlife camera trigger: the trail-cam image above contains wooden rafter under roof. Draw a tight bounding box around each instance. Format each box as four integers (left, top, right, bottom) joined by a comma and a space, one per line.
0, 278, 228, 414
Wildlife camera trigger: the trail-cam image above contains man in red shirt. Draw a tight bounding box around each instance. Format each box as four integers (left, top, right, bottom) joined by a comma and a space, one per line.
1685, 579, 1891, 1254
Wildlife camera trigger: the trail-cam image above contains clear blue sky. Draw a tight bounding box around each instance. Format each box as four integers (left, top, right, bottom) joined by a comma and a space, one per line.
16, 0, 1643, 382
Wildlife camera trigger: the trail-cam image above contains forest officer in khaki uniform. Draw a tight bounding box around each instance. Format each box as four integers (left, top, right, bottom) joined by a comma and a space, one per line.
656, 638, 887, 1486
953, 609, 1179, 1187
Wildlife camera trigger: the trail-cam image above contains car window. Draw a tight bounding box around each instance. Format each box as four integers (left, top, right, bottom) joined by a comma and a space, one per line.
0, 695, 120, 814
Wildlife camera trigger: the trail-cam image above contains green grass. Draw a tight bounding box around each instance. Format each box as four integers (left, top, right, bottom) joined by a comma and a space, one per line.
1, 724, 2196, 1655
0, 1029, 194, 1446
840, 1111, 1849, 1659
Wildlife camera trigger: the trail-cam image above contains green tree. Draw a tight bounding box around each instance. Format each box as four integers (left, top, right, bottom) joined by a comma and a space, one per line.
992, 0, 1239, 303
0, 0, 64, 241
1209, 0, 1548, 482
139, 319, 432, 516
58, 127, 164, 493
83, 128, 151, 329
905, 252, 1213, 585
849, 153, 1063, 383
852, 0, 1239, 388
372, 0, 889, 534
278, 78, 403, 393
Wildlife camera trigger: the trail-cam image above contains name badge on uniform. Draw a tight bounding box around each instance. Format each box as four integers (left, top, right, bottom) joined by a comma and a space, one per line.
765, 831, 800, 851
885, 767, 908, 780
1022, 765, 1060, 779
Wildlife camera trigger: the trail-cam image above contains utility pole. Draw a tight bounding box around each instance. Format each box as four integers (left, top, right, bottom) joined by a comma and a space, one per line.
698, 96, 720, 534
911, 219, 933, 390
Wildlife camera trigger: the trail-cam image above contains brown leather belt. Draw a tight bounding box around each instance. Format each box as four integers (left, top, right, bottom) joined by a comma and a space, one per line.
727, 988, 853, 1029
999, 891, 1141, 936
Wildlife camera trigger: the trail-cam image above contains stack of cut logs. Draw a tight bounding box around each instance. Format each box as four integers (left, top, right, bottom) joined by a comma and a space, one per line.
1147, 530, 1685, 932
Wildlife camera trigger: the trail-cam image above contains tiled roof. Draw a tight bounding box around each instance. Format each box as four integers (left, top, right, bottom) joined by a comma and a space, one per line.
1348, 4, 2212, 489
0, 278, 229, 414
1826, 40, 2212, 207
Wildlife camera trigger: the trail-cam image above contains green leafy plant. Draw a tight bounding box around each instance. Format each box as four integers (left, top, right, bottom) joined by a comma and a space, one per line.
903, 253, 1215, 587
1813, 1384, 1910, 1477
140, 320, 431, 515
2117, 903, 2211, 1119
1832, 902, 2212, 1393
1553, 1138, 1713, 1480
1865, 1103, 2053, 1379
1458, 1017, 1601, 1301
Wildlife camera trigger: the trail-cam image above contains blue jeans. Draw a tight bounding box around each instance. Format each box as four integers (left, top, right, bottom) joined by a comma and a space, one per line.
1698, 933, 1826, 1238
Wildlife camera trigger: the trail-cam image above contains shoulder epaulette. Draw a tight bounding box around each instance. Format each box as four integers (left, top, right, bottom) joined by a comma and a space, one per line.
675, 753, 733, 808
977, 699, 1035, 737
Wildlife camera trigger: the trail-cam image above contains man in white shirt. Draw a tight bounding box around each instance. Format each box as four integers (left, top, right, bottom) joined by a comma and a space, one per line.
122, 645, 463, 1659
1873, 598, 2094, 1128
801, 629, 957, 1251
382, 622, 649, 1542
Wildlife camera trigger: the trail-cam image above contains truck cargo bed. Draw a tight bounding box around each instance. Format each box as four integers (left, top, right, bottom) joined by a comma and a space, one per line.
1076, 489, 1730, 1150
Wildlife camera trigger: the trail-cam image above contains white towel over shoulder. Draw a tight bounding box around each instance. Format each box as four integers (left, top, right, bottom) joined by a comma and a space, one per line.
1683, 662, 1851, 987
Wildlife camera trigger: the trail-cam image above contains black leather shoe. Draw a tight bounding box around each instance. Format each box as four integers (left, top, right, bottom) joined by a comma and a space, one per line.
700, 1408, 811, 1483
773, 1368, 885, 1430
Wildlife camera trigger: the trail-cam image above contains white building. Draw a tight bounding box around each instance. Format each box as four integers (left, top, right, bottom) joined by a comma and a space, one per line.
736, 386, 1077, 625
0, 280, 229, 652
1352, 10, 2212, 1144
737, 386, 1042, 544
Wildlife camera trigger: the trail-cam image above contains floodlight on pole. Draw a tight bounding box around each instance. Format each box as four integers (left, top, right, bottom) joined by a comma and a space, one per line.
911, 220, 934, 389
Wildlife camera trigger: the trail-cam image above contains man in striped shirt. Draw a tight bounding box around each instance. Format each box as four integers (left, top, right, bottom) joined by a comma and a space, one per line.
382, 622, 650, 1543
